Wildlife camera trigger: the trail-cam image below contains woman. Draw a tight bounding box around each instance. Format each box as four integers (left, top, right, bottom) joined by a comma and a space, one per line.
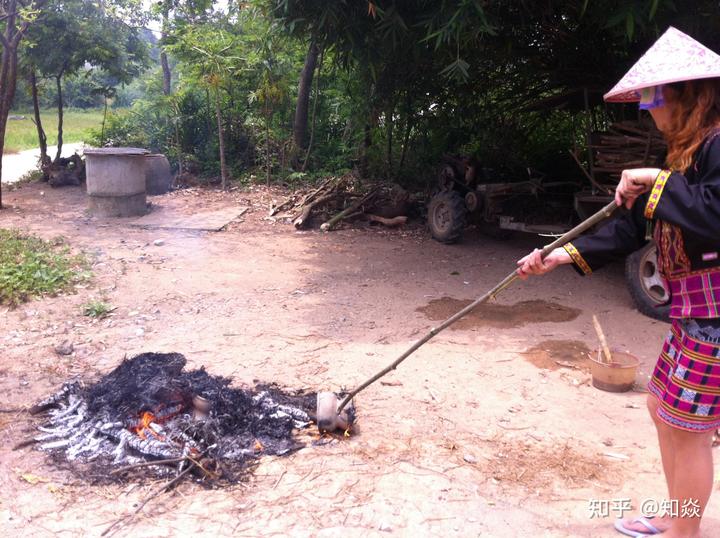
517, 27, 720, 538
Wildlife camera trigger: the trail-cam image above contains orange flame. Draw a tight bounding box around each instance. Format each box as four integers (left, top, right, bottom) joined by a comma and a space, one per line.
134, 411, 164, 440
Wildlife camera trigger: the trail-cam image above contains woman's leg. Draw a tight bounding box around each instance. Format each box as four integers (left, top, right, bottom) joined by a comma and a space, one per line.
648, 395, 676, 497
621, 395, 675, 533
664, 427, 715, 538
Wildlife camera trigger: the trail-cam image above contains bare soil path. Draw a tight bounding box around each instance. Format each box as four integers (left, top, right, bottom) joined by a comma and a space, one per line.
1, 182, 718, 537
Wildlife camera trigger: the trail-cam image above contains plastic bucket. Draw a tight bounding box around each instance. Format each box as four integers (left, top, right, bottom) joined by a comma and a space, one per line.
590, 350, 640, 393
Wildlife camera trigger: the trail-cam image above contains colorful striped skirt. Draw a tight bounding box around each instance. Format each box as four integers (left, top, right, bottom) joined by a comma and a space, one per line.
648, 320, 720, 432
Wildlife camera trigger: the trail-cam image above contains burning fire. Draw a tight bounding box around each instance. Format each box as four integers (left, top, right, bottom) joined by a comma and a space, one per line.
131, 402, 186, 440
133, 411, 164, 440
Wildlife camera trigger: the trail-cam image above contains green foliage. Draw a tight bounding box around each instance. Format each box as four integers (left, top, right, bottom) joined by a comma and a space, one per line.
88, 83, 234, 172
0, 230, 89, 306
23, 0, 148, 83
89, 104, 166, 151
34, 0, 720, 192
14, 69, 140, 110
262, 0, 720, 186
82, 299, 113, 319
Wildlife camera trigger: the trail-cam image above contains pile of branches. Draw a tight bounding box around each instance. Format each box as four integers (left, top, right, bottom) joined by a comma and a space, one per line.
588, 120, 666, 188
270, 173, 409, 231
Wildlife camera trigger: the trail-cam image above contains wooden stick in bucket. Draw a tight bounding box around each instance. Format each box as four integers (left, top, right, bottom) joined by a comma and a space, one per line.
592, 315, 613, 364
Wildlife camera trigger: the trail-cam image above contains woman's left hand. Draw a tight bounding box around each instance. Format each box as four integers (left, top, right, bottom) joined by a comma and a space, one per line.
516, 247, 571, 279
615, 168, 661, 209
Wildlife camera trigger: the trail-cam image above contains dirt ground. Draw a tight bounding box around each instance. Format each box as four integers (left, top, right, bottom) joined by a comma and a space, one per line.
1, 182, 719, 537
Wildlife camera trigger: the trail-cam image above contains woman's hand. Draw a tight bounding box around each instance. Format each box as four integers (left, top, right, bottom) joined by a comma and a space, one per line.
516, 247, 572, 280
615, 168, 661, 209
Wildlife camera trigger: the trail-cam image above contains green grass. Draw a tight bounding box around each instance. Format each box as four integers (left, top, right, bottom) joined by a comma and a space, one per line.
4, 108, 107, 153
0, 229, 90, 306
82, 299, 113, 319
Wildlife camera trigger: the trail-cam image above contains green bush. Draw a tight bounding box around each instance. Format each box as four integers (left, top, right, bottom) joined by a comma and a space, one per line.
0, 229, 89, 306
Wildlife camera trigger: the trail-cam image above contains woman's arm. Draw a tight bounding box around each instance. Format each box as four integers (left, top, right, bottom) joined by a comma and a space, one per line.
644, 136, 720, 242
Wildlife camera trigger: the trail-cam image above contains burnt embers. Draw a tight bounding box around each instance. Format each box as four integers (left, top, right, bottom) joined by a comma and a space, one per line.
28, 353, 314, 483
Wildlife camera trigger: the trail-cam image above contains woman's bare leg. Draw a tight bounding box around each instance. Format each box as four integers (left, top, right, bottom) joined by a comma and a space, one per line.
663, 427, 714, 538
620, 395, 674, 533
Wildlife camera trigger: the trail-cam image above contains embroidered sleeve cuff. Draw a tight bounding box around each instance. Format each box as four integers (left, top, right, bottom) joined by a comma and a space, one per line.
644, 169, 672, 220
563, 242, 592, 275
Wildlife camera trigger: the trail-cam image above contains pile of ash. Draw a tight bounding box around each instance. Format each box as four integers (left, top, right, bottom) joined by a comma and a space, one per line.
25, 352, 315, 484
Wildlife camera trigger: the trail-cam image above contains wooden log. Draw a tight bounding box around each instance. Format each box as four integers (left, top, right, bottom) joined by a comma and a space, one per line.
320, 190, 377, 232
269, 195, 298, 216
367, 214, 408, 227
292, 192, 340, 229
298, 176, 335, 207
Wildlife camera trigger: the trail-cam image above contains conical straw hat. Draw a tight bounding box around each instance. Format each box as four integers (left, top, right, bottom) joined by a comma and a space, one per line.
604, 27, 720, 102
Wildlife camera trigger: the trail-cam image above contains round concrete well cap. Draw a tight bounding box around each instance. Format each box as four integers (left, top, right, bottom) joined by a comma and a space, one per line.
84, 147, 149, 156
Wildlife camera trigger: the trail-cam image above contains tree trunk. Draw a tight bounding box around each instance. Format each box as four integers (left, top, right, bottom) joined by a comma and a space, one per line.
100, 96, 108, 145
398, 94, 413, 172
301, 47, 323, 173
172, 99, 183, 177
160, 6, 171, 96
0, 0, 22, 208
386, 104, 394, 175
360, 123, 372, 177
161, 51, 171, 96
30, 69, 49, 168
293, 40, 319, 151
54, 72, 64, 163
265, 112, 271, 185
214, 88, 228, 190
205, 87, 213, 140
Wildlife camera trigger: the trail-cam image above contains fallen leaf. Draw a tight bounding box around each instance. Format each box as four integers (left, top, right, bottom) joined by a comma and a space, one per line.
20, 473, 50, 485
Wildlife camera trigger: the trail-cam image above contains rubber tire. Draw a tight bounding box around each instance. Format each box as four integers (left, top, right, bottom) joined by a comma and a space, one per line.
428, 191, 467, 244
625, 242, 671, 322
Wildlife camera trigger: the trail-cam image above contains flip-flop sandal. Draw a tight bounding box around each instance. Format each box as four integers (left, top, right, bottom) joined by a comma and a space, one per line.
614, 516, 662, 537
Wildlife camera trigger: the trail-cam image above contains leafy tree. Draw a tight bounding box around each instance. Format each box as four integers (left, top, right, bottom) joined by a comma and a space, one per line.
150, 0, 213, 95
1, 0, 43, 208
53, 0, 720, 193
167, 23, 242, 188
22, 0, 147, 165
263, 0, 720, 183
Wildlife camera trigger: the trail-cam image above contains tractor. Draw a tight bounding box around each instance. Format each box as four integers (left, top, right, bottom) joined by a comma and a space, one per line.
427, 122, 671, 321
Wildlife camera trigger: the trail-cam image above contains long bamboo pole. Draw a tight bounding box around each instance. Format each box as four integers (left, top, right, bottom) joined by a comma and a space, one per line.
336, 200, 619, 413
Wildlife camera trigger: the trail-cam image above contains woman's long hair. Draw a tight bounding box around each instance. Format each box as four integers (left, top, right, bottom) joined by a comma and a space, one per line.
664, 79, 720, 172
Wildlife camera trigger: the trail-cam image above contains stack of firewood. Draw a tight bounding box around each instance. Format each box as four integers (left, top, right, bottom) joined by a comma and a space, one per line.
269, 174, 409, 231
589, 120, 667, 186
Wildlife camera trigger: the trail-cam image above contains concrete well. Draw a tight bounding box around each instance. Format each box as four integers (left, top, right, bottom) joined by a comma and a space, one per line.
84, 147, 149, 217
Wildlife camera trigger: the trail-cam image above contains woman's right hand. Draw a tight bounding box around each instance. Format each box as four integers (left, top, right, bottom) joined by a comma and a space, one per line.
615, 168, 661, 209
516, 247, 572, 279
